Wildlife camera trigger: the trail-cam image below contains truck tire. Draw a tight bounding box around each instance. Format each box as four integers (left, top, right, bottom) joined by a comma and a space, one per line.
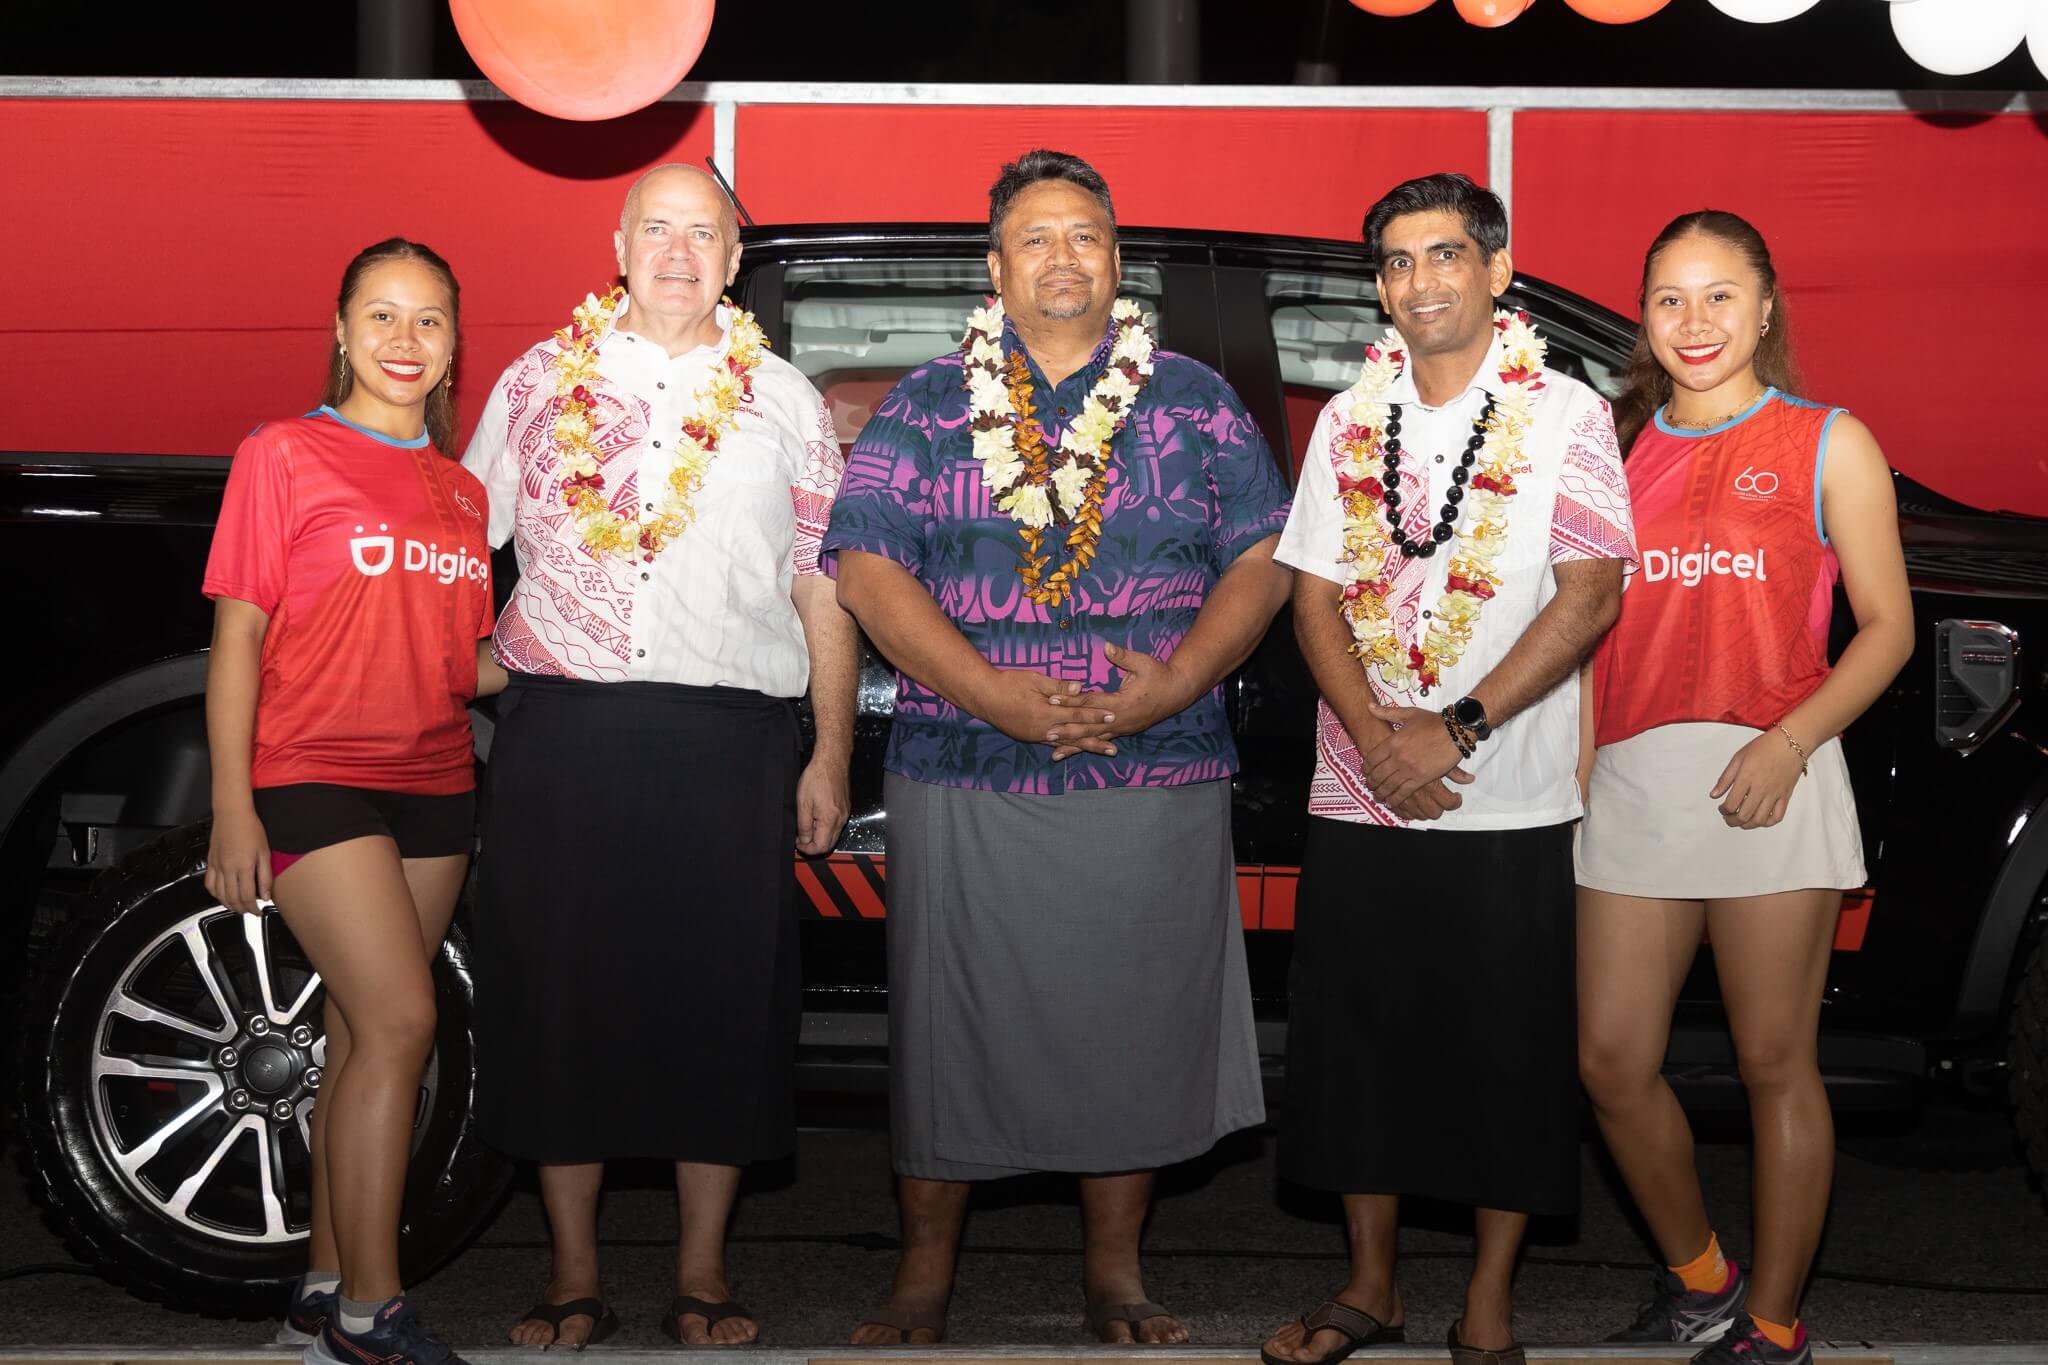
15, 822, 510, 1315
2008, 896, 2048, 1194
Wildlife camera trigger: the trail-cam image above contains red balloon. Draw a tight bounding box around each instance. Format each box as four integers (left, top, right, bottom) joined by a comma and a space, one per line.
1454, 0, 1534, 24
451, 0, 715, 122
1560, 0, 1670, 20
1347, 0, 1438, 15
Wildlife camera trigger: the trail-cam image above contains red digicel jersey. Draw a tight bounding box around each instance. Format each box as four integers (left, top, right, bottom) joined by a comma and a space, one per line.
1592, 391, 1844, 748
203, 409, 496, 794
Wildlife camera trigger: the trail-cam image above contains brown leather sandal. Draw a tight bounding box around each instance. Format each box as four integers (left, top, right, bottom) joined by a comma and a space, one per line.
1259, 1299, 1404, 1365
1447, 1318, 1527, 1365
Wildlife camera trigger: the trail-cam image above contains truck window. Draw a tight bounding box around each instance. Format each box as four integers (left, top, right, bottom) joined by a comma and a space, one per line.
1261, 270, 1627, 476
783, 260, 1167, 456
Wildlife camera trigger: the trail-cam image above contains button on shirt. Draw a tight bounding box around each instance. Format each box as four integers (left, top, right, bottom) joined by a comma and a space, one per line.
821, 319, 1291, 795
464, 302, 844, 697
1275, 334, 1638, 831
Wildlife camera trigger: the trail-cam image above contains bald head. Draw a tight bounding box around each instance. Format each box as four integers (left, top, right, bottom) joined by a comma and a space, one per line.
613, 162, 746, 350
619, 163, 738, 242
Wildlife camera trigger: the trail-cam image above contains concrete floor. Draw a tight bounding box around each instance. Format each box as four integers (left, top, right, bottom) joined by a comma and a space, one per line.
3, 1101, 2047, 1351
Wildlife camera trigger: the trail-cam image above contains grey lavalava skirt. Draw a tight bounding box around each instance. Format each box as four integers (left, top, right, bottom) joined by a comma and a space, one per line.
883, 772, 1266, 1180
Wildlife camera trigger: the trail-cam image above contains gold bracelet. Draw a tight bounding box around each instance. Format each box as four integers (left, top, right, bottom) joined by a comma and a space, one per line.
1773, 722, 1810, 776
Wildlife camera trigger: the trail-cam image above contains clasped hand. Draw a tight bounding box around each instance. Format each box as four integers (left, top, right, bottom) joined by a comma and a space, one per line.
982, 644, 1190, 762
1360, 703, 1473, 823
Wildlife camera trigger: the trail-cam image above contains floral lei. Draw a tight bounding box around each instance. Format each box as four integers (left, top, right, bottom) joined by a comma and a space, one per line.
551, 285, 768, 563
1333, 309, 1546, 695
961, 298, 1157, 608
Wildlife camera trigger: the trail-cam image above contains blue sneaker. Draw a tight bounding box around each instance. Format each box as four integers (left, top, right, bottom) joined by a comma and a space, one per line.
276, 1279, 337, 1347
310, 1296, 468, 1365
1606, 1260, 1748, 1344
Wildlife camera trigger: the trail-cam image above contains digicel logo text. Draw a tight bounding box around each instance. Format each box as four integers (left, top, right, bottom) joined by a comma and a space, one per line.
1640, 544, 1767, 588
349, 524, 489, 586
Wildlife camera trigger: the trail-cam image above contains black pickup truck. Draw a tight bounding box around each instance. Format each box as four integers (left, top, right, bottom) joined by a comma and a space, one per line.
6, 224, 2046, 1313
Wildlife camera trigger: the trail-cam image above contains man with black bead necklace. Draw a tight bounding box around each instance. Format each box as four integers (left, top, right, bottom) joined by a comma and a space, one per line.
1261, 173, 1637, 1365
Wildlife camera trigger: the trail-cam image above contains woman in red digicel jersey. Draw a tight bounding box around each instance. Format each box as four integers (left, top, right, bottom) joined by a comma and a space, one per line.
1574, 212, 1914, 1365
202, 239, 503, 1365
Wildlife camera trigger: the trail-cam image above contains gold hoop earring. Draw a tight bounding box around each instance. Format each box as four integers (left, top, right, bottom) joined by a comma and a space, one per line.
1760, 321, 1771, 336
338, 350, 350, 382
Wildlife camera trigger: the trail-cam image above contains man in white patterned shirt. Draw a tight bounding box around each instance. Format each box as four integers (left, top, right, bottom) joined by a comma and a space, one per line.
461, 164, 856, 1350
1260, 174, 1636, 1365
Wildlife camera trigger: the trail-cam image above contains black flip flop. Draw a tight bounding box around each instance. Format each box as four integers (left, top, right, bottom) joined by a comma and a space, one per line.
1259, 1299, 1404, 1365
662, 1295, 757, 1346
514, 1296, 619, 1351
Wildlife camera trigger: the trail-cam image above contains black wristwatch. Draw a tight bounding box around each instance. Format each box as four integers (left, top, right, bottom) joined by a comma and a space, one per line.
1450, 695, 1492, 742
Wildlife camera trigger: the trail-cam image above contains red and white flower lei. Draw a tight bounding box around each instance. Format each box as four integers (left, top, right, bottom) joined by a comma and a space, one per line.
551, 286, 768, 563
1333, 309, 1547, 695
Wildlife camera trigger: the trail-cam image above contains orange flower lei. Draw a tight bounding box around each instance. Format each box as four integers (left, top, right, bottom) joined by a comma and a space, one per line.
960, 298, 1156, 608
551, 286, 769, 563
1333, 309, 1547, 695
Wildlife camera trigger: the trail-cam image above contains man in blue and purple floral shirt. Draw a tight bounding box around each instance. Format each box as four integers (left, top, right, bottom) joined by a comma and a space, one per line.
823, 150, 1292, 1347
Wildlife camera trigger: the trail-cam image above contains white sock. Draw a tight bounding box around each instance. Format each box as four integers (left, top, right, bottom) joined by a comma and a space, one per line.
300, 1272, 341, 1300
339, 1294, 393, 1335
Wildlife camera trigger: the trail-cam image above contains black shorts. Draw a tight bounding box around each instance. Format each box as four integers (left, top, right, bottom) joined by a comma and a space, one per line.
252, 783, 475, 875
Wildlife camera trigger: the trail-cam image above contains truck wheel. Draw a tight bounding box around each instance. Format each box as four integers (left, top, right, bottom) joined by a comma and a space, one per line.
15, 822, 510, 1314
2008, 890, 2048, 1195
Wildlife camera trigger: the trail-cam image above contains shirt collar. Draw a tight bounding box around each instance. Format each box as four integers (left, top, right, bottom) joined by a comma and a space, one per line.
1384, 329, 1506, 410
608, 296, 733, 361
1000, 312, 1119, 390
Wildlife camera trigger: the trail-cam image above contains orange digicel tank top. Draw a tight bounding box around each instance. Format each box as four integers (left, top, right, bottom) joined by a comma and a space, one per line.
1592, 389, 1845, 749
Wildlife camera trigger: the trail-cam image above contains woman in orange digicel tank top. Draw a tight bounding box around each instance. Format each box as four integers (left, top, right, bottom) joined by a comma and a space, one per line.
1574, 213, 1914, 1365
202, 240, 503, 1365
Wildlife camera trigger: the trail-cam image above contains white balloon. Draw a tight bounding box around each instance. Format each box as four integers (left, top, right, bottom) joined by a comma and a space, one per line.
2030, 0, 2048, 81
1890, 0, 2027, 75
1706, 0, 1820, 21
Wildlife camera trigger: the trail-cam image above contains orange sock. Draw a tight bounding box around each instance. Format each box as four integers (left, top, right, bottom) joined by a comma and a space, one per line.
1668, 1232, 1729, 1294
1749, 1313, 1801, 1351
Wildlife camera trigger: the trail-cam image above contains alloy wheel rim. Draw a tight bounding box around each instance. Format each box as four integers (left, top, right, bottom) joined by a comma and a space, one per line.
85, 903, 439, 1245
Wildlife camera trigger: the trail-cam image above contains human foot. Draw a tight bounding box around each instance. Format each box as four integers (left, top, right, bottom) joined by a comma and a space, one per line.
1260, 1291, 1404, 1365
664, 1290, 758, 1346
850, 1302, 948, 1346
509, 1279, 611, 1349
1085, 1297, 1187, 1345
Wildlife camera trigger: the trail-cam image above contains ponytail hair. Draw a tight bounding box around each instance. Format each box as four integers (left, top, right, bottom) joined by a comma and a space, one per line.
1611, 210, 1801, 455
320, 237, 463, 456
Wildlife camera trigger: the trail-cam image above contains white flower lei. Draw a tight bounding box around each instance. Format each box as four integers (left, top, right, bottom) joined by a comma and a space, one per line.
1333, 308, 1547, 695
960, 297, 1157, 606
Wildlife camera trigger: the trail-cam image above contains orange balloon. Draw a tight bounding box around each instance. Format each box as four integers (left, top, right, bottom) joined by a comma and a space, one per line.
1454, 0, 1534, 24
1561, 0, 1670, 19
451, 0, 715, 122
1347, 0, 1439, 15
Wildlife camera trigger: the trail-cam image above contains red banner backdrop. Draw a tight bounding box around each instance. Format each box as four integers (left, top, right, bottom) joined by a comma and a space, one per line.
734, 104, 1489, 239
0, 98, 711, 458
2, 93, 2042, 516
1513, 110, 2048, 515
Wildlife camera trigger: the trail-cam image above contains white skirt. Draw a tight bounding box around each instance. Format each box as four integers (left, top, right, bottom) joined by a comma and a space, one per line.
1575, 721, 1866, 900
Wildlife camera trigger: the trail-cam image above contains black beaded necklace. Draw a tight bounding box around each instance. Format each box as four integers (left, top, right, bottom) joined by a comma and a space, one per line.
1378, 396, 1497, 559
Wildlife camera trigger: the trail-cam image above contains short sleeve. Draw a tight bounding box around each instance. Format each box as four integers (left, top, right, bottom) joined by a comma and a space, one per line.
1549, 392, 1639, 570
791, 389, 846, 577
818, 375, 938, 579
1274, 396, 1348, 584
202, 426, 295, 615
1203, 377, 1291, 571
461, 355, 530, 549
